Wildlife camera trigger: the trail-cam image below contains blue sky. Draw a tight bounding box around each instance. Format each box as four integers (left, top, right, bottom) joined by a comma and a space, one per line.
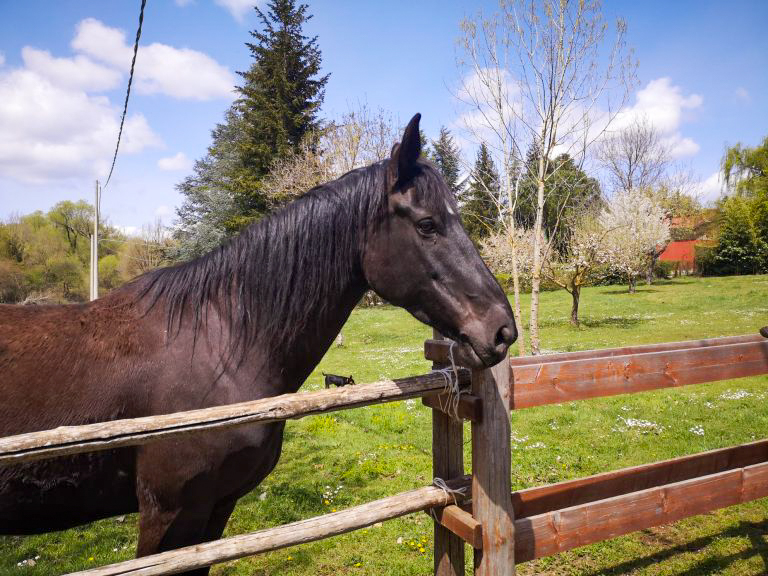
1, 0, 766, 232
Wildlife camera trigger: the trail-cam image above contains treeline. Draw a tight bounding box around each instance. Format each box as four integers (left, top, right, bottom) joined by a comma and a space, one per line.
0, 202, 173, 303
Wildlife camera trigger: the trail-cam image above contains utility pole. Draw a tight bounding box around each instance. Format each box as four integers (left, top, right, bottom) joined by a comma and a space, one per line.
90, 180, 100, 301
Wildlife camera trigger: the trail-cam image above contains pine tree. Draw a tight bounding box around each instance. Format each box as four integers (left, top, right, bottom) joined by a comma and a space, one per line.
432, 126, 462, 196
174, 0, 329, 258
234, 0, 329, 221
462, 143, 501, 243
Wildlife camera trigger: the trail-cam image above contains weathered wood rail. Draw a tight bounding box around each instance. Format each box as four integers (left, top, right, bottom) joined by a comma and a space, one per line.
1, 330, 766, 576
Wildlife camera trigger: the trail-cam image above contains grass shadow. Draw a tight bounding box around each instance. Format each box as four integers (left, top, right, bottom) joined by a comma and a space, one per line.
580, 316, 645, 329
580, 520, 768, 576
601, 288, 662, 295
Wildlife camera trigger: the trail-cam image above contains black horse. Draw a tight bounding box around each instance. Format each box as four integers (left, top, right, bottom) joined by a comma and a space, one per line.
0, 114, 515, 574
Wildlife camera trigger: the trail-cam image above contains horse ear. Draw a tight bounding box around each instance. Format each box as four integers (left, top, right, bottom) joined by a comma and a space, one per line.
388, 113, 422, 186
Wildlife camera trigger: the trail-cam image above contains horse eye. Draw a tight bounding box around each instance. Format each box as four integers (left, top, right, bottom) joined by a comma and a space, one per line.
417, 218, 437, 236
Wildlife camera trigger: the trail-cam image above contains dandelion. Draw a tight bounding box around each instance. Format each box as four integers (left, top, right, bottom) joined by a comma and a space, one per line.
354, 562, 362, 567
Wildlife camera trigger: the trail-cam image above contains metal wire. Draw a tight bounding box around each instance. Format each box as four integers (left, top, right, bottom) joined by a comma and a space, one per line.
103, 0, 147, 190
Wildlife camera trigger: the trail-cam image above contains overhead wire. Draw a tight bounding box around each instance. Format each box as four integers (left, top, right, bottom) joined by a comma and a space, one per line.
103, 0, 147, 191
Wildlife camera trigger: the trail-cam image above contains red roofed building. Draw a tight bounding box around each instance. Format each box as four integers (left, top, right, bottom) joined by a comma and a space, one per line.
659, 240, 697, 273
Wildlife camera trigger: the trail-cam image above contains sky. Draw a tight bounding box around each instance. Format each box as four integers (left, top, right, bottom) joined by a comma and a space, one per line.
0, 0, 766, 233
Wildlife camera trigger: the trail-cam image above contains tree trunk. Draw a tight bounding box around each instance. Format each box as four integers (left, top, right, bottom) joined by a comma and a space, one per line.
569, 287, 580, 327
508, 224, 527, 357
529, 159, 547, 356
628, 274, 636, 293
646, 258, 654, 285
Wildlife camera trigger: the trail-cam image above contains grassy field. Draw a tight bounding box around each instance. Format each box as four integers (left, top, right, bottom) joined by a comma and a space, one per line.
3, 275, 768, 575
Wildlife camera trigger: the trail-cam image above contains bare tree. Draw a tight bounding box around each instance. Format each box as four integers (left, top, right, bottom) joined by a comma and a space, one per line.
458, 0, 635, 354
119, 220, 174, 280
260, 104, 401, 206
598, 117, 671, 194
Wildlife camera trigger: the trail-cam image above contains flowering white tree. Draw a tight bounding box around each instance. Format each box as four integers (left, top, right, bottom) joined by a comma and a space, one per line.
481, 227, 542, 285
600, 189, 670, 292
544, 214, 611, 326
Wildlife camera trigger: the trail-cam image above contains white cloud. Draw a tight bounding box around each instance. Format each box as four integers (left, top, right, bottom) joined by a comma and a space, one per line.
696, 171, 724, 205
73, 18, 235, 100
117, 225, 140, 236
735, 87, 750, 103
0, 37, 161, 184
615, 78, 702, 133
21, 47, 122, 92
215, 0, 258, 21
609, 78, 702, 158
175, 0, 194, 6
157, 152, 191, 171
155, 205, 173, 218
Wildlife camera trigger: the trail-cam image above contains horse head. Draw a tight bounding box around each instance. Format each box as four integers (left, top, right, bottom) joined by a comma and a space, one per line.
363, 113, 517, 368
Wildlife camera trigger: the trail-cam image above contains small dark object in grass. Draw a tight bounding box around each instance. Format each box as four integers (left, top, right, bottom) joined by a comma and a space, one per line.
323, 373, 355, 388
760, 326, 768, 338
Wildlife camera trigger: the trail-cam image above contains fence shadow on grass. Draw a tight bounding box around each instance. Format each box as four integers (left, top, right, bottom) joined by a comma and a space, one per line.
580, 520, 768, 576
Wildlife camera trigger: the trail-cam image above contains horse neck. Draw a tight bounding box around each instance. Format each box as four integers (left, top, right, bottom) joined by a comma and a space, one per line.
220, 186, 373, 390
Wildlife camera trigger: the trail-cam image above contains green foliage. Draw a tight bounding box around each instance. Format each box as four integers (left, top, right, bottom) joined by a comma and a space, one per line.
670, 226, 696, 241
722, 135, 768, 198
461, 142, 501, 243
0, 202, 125, 302
174, 0, 329, 258
233, 0, 329, 221
653, 259, 676, 279
517, 150, 602, 252
709, 196, 766, 275
430, 126, 462, 196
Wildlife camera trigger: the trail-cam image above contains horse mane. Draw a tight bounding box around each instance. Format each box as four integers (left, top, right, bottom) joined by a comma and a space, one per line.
136, 161, 392, 364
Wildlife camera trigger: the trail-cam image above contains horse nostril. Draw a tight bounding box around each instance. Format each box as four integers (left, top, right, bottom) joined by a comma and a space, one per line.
495, 325, 513, 347
458, 332, 471, 345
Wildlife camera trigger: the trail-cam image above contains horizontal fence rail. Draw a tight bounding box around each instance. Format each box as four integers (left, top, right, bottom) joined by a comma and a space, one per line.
0, 371, 468, 467
426, 335, 768, 409
66, 477, 472, 576
513, 460, 768, 563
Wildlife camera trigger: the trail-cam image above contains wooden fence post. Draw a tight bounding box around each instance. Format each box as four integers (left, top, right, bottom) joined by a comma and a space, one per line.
472, 358, 514, 575
431, 330, 466, 576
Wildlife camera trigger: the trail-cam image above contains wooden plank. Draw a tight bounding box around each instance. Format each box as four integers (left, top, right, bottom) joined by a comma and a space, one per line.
430, 505, 483, 549
509, 439, 768, 518
510, 340, 768, 409
66, 477, 472, 576
472, 360, 515, 575
0, 371, 469, 467
425, 334, 762, 367
513, 462, 768, 563
431, 328, 466, 576
423, 393, 482, 422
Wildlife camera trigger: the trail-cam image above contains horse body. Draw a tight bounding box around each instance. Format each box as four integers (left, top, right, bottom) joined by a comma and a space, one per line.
0, 115, 515, 573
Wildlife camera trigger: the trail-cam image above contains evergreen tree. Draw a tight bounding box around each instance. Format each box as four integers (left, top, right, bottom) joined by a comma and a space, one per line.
174, 0, 329, 257
517, 151, 601, 253
234, 0, 329, 220
461, 143, 501, 243
432, 126, 462, 196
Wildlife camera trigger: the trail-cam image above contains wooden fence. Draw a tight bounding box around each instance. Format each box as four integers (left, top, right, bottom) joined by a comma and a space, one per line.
1, 331, 767, 575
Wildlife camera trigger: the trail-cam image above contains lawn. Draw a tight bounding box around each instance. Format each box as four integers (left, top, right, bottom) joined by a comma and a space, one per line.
3, 275, 768, 575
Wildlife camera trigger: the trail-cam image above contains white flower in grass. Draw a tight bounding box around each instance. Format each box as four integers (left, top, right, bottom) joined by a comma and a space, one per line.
689, 425, 705, 436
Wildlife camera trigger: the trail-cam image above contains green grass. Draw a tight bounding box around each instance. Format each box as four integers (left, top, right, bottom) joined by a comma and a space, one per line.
3, 275, 768, 576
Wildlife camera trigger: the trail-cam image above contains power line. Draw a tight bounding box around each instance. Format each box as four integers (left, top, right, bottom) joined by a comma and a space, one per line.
103, 0, 147, 190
